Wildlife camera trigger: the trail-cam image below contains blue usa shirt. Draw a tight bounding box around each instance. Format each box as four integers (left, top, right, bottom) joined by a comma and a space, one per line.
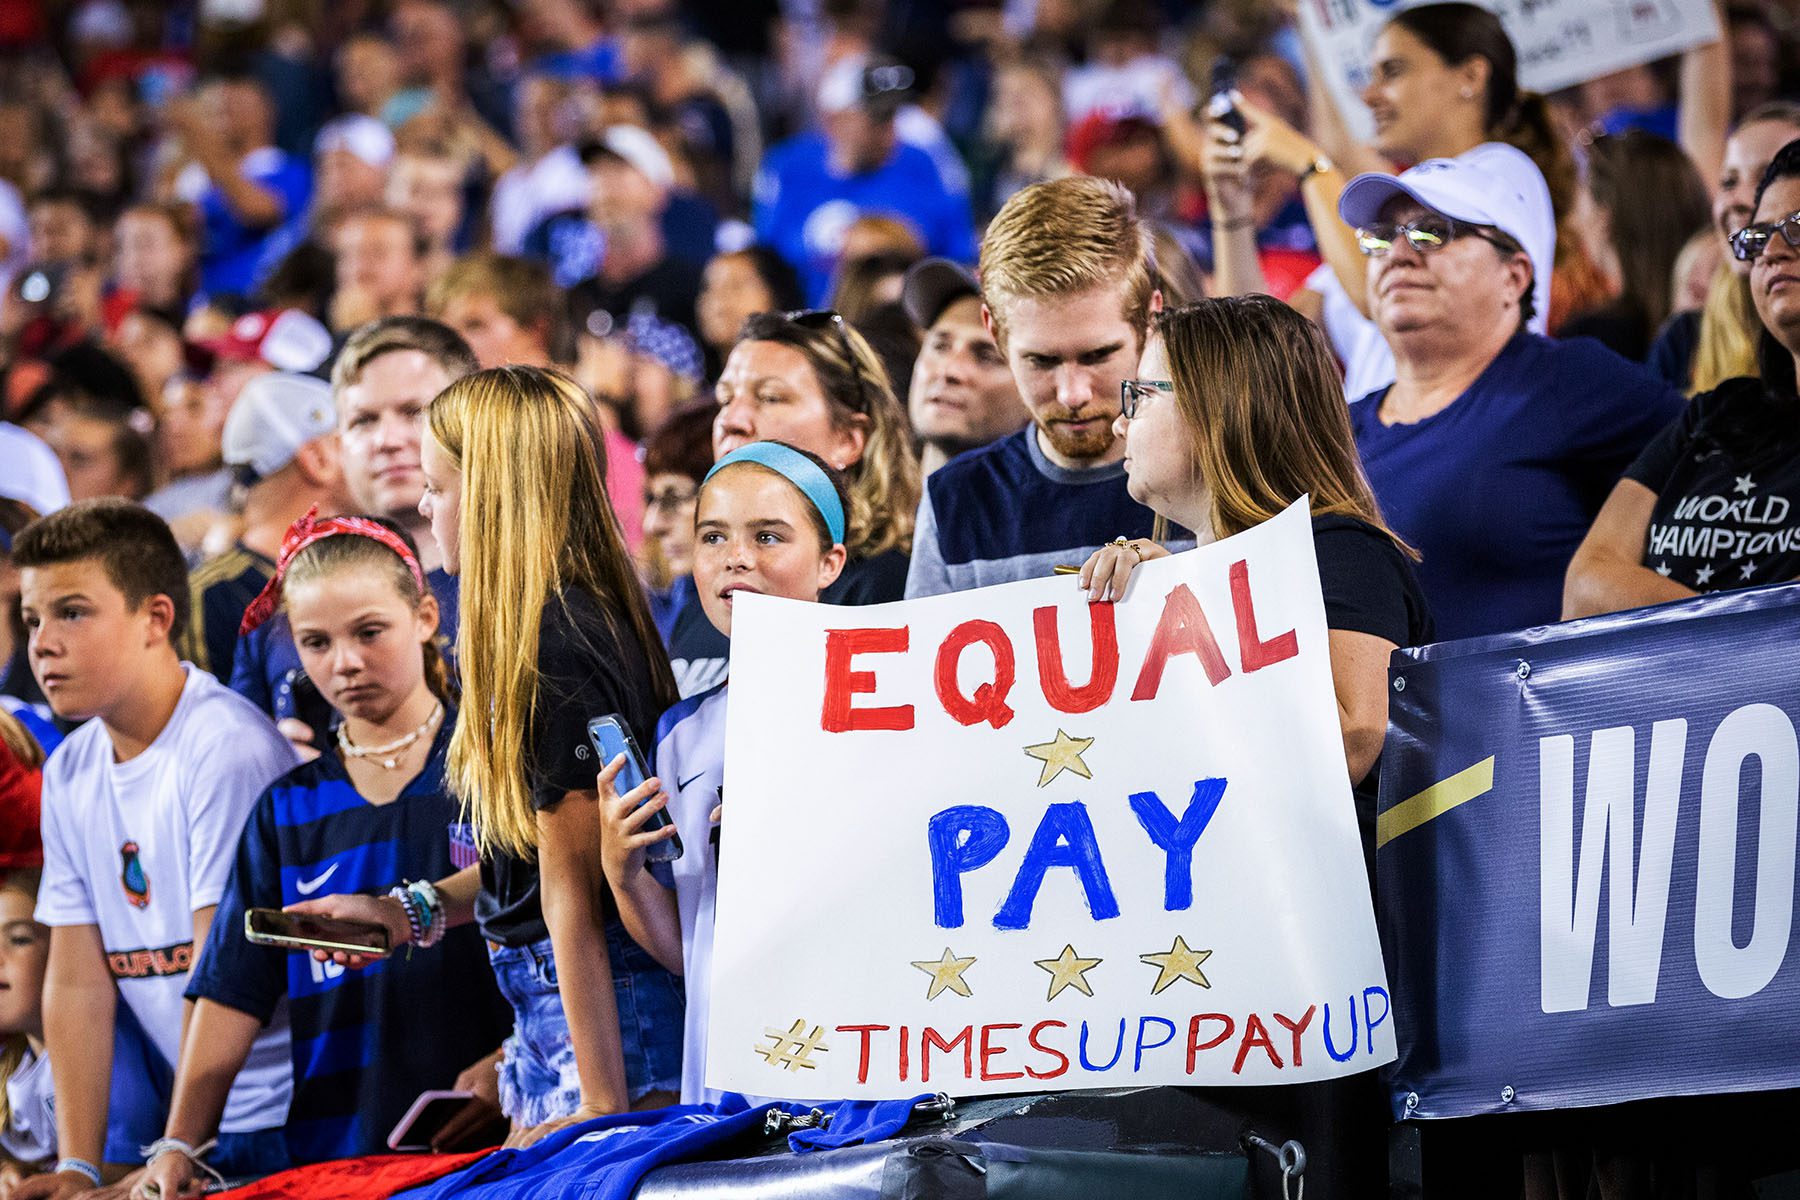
189, 716, 511, 1164
1351, 333, 1684, 640
905, 427, 1179, 598
752, 133, 976, 305
194, 148, 312, 297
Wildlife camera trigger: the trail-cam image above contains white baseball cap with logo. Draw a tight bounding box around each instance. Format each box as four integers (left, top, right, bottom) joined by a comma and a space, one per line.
1337, 142, 1555, 333
222, 372, 337, 483
199, 308, 334, 374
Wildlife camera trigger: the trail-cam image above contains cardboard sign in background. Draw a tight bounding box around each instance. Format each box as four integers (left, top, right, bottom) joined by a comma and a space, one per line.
1300, 0, 1722, 143
708, 501, 1394, 1099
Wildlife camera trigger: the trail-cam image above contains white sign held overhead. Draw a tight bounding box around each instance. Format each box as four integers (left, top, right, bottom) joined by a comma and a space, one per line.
1300, 0, 1723, 143
707, 500, 1394, 1100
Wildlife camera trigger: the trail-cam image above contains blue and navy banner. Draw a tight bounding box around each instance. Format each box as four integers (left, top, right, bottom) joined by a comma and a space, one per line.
1376, 582, 1800, 1119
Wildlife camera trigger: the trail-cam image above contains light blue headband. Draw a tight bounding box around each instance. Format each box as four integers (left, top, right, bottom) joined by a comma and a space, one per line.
703, 442, 847, 547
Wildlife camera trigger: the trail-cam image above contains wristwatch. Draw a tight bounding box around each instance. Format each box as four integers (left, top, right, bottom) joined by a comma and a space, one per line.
1297, 154, 1334, 183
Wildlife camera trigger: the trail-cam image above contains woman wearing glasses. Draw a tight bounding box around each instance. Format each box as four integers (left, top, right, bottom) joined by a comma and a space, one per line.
666, 308, 921, 696
1079, 293, 1427, 1197
1567, 138, 1800, 617
1335, 156, 1682, 640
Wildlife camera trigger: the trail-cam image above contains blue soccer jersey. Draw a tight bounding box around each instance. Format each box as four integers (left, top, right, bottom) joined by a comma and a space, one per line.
190, 716, 512, 1163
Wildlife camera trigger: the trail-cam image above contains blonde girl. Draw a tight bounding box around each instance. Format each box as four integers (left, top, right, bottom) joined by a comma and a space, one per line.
300, 367, 683, 1144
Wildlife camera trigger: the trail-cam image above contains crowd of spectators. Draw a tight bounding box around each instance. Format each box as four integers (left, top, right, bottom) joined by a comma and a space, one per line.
3, 0, 1800, 1196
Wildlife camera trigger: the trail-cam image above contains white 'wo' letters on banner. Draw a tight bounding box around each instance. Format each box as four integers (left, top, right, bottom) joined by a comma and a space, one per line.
708, 500, 1394, 1099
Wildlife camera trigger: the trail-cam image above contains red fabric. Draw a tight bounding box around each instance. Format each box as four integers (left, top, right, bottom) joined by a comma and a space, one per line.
0, 742, 41, 870
239, 506, 428, 636
1258, 248, 1323, 301
215, 1150, 490, 1200
0, 0, 44, 45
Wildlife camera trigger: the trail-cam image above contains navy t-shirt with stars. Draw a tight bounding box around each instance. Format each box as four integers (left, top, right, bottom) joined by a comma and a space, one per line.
1625, 376, 1800, 591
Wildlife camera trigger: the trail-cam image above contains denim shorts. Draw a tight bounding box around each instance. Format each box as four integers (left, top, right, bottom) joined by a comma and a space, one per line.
488, 920, 684, 1125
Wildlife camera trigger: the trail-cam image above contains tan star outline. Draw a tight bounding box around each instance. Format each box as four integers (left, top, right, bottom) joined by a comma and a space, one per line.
1023, 729, 1095, 788
1140, 935, 1213, 994
910, 947, 977, 1000
1034, 943, 1103, 1000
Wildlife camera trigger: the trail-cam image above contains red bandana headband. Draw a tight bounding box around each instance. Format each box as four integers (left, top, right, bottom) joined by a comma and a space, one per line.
239, 505, 427, 635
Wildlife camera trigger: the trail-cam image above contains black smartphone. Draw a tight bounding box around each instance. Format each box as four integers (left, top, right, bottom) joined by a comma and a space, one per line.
275, 667, 335, 753
244, 908, 391, 958
1207, 57, 1248, 137
588, 714, 683, 863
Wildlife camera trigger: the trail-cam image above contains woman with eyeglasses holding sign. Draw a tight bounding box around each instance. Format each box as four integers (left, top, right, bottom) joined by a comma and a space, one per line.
1079, 297, 1430, 848
1567, 139, 1800, 617
1078, 294, 1426, 1197
665, 310, 920, 697
1334, 155, 1682, 640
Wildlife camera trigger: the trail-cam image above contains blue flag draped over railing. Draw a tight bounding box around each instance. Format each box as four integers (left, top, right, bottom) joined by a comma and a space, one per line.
1375, 582, 1800, 1120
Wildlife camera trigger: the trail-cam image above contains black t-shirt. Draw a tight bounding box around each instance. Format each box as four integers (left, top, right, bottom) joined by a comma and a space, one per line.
477, 588, 668, 947
820, 547, 909, 605
666, 548, 911, 698
566, 258, 703, 343
1560, 297, 1652, 363
1648, 308, 1703, 390
1312, 513, 1435, 864
1625, 376, 1800, 592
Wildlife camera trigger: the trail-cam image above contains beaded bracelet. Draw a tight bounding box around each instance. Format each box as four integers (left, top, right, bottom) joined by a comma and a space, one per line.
387, 884, 424, 946
141, 1136, 226, 1191
409, 879, 447, 949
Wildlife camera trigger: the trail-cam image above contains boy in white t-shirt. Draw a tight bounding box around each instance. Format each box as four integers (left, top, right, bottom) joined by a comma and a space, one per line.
13, 501, 297, 1198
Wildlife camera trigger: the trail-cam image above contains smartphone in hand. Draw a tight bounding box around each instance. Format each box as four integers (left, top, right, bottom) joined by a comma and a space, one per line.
588, 715, 683, 863
1207, 57, 1248, 137
244, 908, 391, 958
388, 1090, 478, 1151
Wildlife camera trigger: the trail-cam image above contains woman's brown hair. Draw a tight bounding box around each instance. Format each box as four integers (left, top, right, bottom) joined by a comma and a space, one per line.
734, 312, 919, 560
1586, 131, 1711, 336
1154, 296, 1415, 556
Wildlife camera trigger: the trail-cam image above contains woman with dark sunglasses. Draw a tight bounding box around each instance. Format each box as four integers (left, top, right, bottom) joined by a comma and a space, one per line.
664, 309, 921, 697
1568, 138, 1800, 617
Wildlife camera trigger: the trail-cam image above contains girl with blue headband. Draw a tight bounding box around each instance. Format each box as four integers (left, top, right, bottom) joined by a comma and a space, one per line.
597, 441, 847, 1104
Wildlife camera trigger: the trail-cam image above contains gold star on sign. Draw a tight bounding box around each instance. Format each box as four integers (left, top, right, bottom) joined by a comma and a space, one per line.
911, 947, 977, 1000
1023, 729, 1095, 788
1140, 935, 1213, 994
1034, 943, 1103, 1001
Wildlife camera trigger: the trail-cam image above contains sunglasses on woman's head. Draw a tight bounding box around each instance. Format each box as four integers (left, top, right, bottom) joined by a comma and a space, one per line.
1730, 210, 1800, 261
782, 308, 870, 413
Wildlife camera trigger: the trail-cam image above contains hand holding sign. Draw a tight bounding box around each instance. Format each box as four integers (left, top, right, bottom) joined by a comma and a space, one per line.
708, 501, 1393, 1098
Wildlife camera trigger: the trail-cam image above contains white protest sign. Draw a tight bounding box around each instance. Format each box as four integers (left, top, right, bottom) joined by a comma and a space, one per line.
707, 500, 1393, 1099
1300, 0, 1722, 144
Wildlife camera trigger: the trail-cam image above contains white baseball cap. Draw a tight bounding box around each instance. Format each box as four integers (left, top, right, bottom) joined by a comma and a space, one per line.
597, 124, 675, 193
0, 423, 70, 516
198, 308, 334, 374
222, 372, 336, 482
1338, 146, 1554, 280
315, 114, 396, 170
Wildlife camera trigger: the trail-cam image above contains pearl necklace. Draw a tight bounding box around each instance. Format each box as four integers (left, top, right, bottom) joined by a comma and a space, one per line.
338, 702, 443, 770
